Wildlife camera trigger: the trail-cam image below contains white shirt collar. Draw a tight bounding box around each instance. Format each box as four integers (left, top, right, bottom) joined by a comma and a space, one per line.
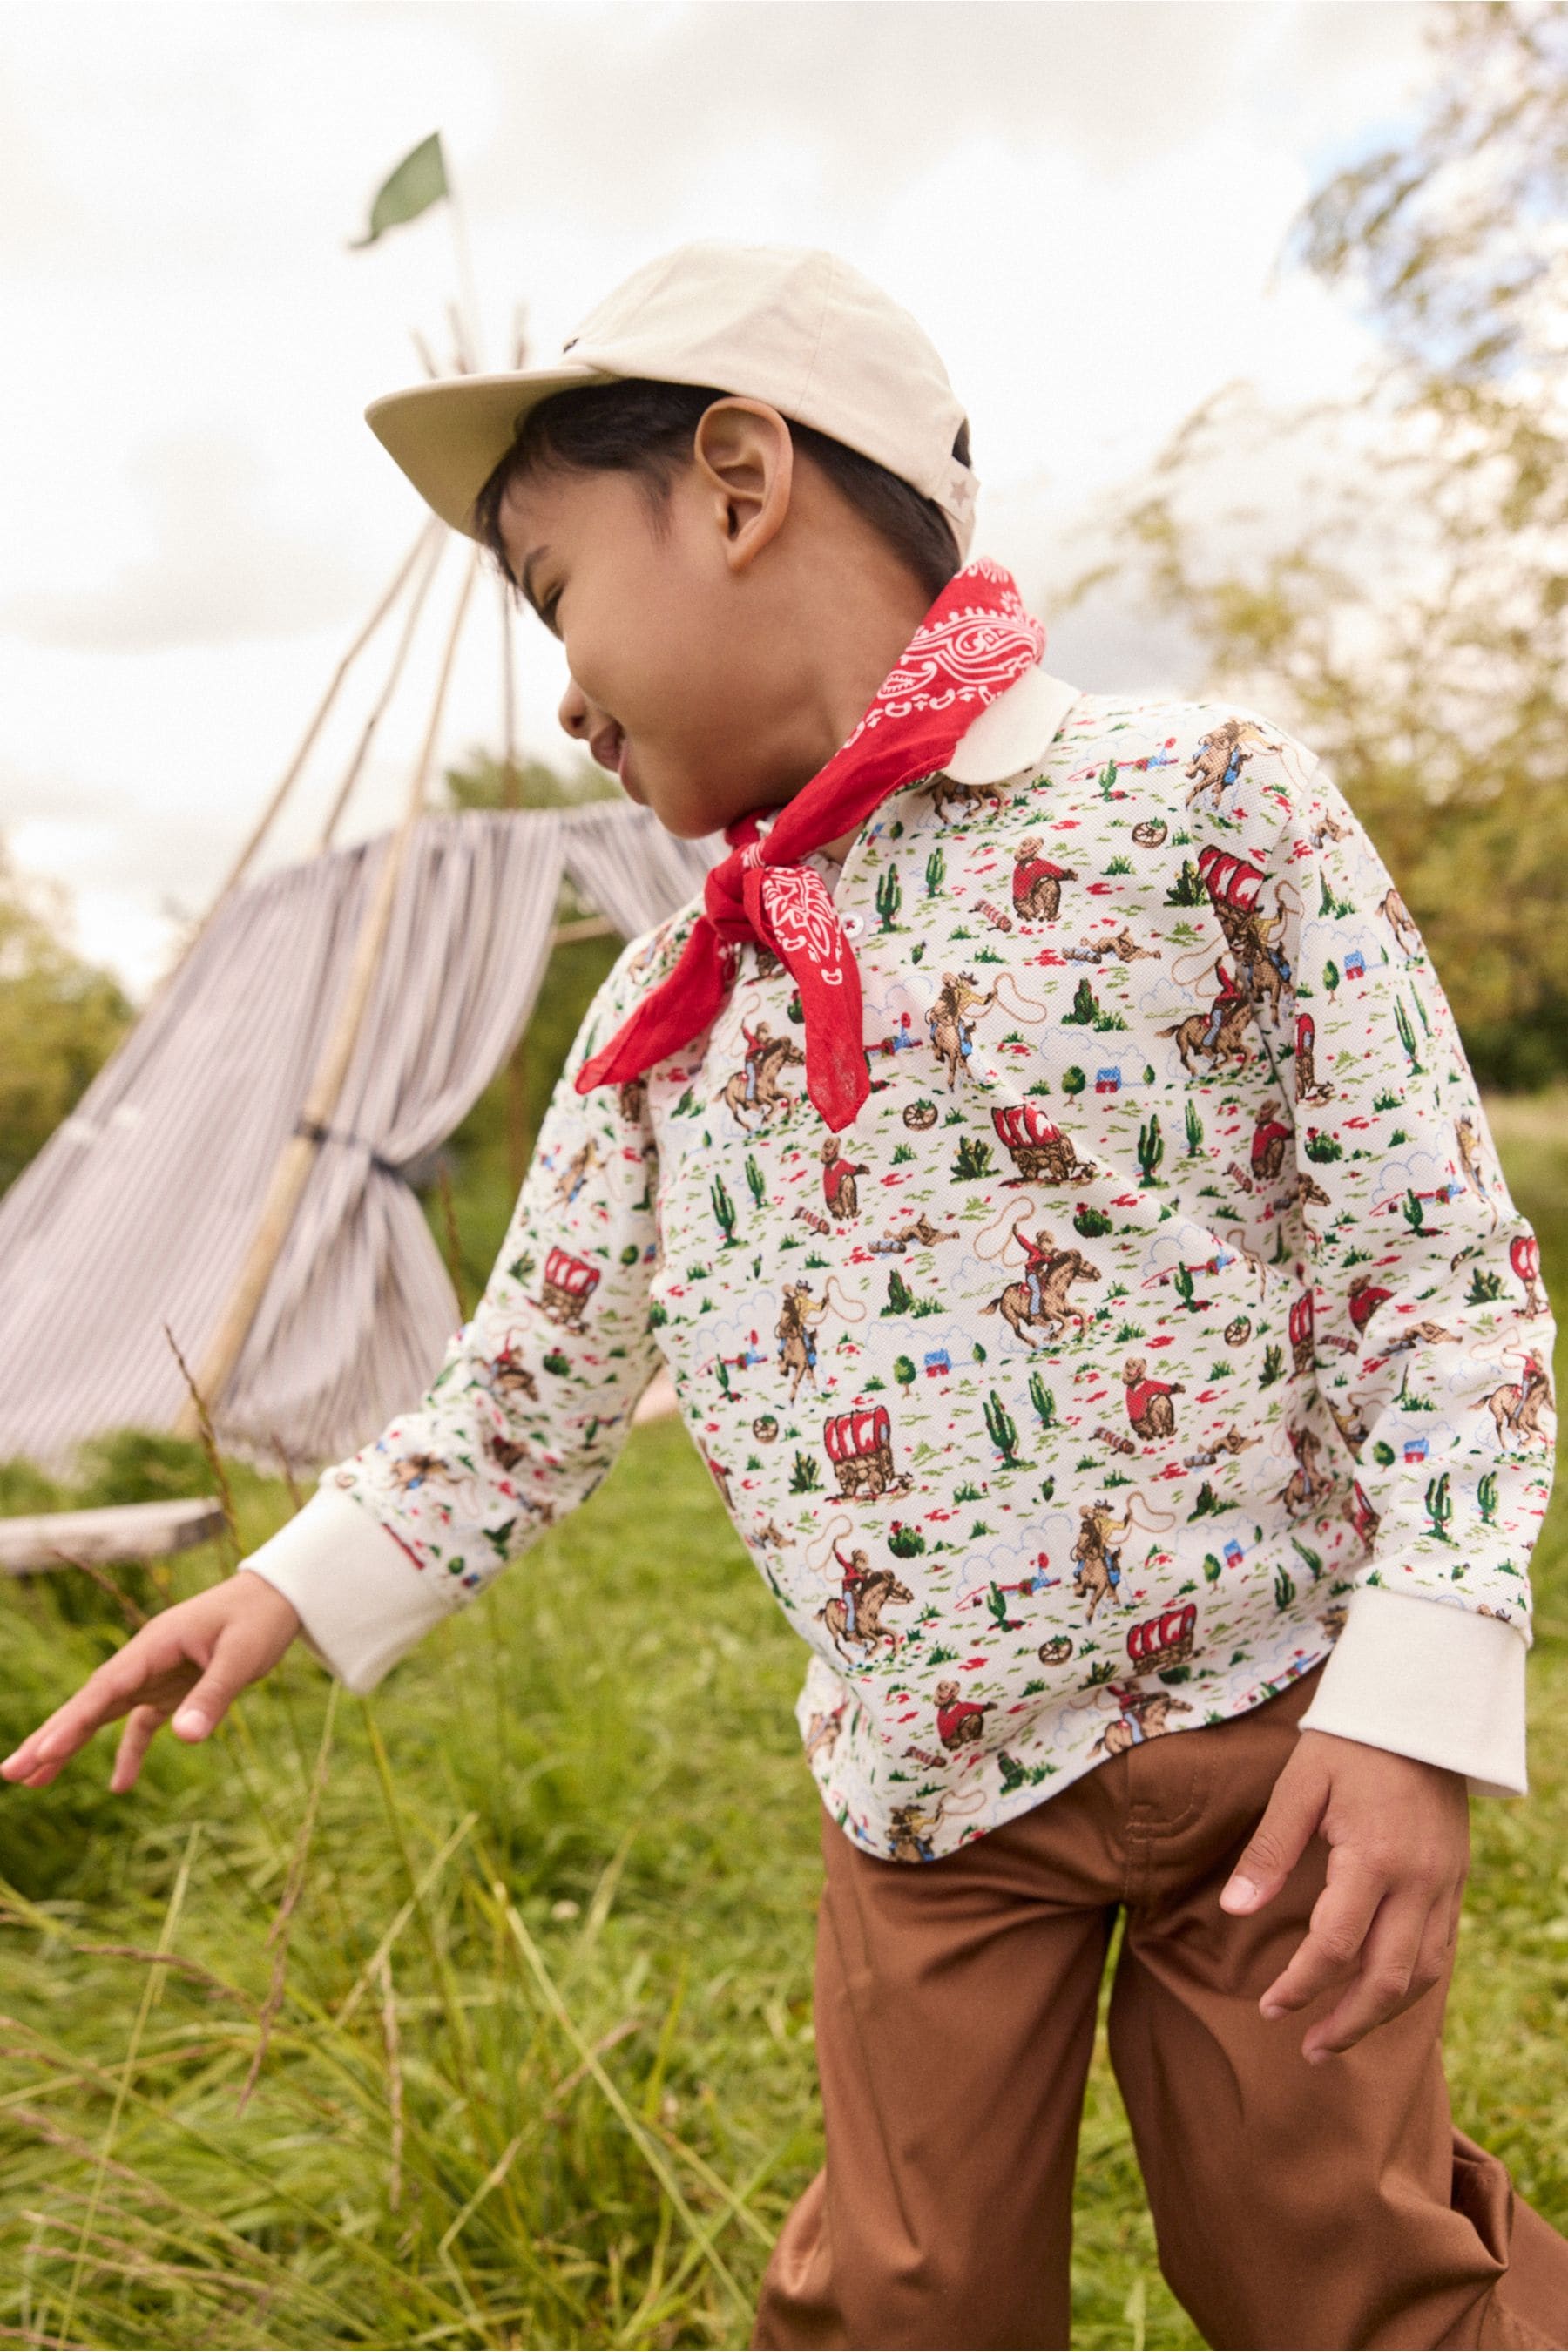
943, 663, 1081, 786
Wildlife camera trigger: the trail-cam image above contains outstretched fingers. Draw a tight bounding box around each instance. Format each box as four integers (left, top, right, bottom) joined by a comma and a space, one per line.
2, 1653, 159, 1788
1, 1618, 200, 1787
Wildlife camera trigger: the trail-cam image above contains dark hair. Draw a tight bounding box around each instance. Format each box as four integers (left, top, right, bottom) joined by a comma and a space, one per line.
472, 377, 972, 606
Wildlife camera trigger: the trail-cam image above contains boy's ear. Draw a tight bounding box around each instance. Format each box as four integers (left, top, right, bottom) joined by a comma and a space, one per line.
690, 397, 794, 568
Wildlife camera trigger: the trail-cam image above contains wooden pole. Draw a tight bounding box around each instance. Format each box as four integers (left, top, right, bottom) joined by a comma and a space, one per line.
192, 519, 438, 929
314, 527, 449, 854
445, 167, 484, 370
177, 546, 483, 1433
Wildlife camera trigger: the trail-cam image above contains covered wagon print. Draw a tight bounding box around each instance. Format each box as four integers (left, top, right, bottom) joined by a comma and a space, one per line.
326, 689, 1557, 1860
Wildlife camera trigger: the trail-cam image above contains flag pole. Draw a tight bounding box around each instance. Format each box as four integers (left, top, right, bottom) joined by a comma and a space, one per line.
445, 159, 484, 370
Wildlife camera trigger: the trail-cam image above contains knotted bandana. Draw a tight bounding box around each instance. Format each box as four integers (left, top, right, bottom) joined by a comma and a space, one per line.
575, 556, 1046, 1132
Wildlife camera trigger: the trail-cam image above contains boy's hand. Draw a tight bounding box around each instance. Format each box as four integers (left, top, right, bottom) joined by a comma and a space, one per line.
1, 1571, 302, 1794
1218, 1727, 1469, 2063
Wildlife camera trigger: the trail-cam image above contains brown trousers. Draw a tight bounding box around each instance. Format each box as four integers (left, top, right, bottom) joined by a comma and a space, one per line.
751, 1663, 1568, 2351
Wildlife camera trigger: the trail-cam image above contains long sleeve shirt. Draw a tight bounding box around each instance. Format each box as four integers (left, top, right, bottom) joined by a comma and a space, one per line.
244, 666, 1557, 1862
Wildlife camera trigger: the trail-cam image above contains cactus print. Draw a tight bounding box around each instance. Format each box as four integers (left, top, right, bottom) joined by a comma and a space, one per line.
324, 693, 1557, 1862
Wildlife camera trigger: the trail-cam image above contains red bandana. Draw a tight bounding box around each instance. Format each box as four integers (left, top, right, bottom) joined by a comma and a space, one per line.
575, 557, 1046, 1132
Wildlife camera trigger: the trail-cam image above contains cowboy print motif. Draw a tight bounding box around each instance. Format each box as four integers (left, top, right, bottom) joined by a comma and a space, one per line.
326, 693, 1557, 1862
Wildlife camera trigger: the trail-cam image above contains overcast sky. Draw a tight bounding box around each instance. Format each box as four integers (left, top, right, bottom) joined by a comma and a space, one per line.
1, 0, 1440, 995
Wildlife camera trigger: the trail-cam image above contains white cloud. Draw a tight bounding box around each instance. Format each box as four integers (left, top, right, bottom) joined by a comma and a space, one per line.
5, 430, 368, 650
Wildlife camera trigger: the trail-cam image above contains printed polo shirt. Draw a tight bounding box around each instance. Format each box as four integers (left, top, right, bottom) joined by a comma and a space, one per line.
247, 672, 1556, 1861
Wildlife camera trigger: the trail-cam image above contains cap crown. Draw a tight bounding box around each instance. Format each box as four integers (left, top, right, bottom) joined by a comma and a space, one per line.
558, 241, 977, 552
364, 239, 979, 558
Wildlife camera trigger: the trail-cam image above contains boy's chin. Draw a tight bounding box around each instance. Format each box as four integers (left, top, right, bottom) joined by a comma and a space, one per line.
633, 776, 752, 843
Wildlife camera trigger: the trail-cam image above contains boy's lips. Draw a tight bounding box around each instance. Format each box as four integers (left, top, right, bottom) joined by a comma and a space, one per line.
590, 723, 641, 796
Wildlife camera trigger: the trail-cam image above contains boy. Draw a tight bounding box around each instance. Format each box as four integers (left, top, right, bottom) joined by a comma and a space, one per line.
6, 241, 1565, 2350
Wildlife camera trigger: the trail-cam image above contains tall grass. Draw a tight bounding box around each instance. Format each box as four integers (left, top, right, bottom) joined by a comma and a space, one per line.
1, 1088, 1565, 2349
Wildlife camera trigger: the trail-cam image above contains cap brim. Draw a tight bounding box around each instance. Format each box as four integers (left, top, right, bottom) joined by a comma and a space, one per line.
365, 360, 621, 537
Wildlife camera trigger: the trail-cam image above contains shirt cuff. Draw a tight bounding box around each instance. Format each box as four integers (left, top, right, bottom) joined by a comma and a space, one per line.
239, 1485, 452, 1694
1296, 1584, 1528, 1796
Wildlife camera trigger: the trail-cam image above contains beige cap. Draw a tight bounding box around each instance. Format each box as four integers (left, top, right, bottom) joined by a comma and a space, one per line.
364, 240, 980, 559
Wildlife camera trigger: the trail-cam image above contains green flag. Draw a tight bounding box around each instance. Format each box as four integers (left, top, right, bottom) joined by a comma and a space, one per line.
349, 132, 449, 249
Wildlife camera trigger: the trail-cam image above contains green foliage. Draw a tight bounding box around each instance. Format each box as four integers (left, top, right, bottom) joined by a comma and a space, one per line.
951, 1135, 994, 1181
71, 1429, 218, 1508
892, 1355, 917, 1388
875, 867, 902, 931
0, 1421, 840, 2350
789, 1450, 821, 1493
924, 846, 946, 898
1028, 1371, 1056, 1429
1137, 1112, 1165, 1186
1064, 977, 1098, 1026
1073, 1203, 1113, 1239
443, 747, 616, 814
887, 1522, 926, 1559
0, 839, 132, 1196
745, 1153, 767, 1210
884, 1268, 914, 1315
1062, 1065, 1087, 1097
1060, 4, 1568, 1088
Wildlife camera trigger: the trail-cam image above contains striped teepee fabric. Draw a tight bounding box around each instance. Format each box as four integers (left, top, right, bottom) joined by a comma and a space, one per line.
0, 804, 713, 1472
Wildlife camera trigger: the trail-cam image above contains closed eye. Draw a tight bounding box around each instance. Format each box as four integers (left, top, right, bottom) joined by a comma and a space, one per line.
541, 591, 563, 637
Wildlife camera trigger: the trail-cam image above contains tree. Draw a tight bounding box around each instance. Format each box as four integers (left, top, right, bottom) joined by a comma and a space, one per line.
1064, 3, 1568, 1087
0, 841, 132, 1194
443, 747, 618, 812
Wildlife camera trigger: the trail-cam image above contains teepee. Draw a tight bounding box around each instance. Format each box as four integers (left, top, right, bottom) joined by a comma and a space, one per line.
0, 443, 713, 1474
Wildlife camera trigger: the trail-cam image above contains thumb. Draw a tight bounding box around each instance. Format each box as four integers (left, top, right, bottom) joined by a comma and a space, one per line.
1220, 1740, 1328, 1914
170, 1631, 261, 1744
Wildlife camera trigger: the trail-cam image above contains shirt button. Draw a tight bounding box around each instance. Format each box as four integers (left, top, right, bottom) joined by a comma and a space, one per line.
841, 913, 864, 938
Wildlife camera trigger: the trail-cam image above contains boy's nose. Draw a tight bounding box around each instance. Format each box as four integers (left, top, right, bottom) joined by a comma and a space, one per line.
558, 676, 597, 742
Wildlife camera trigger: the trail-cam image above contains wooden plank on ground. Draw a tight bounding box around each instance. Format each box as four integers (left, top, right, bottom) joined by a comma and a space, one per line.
0, 1497, 226, 1574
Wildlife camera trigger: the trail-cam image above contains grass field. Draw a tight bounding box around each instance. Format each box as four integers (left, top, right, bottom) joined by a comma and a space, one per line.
2, 1084, 1565, 2350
